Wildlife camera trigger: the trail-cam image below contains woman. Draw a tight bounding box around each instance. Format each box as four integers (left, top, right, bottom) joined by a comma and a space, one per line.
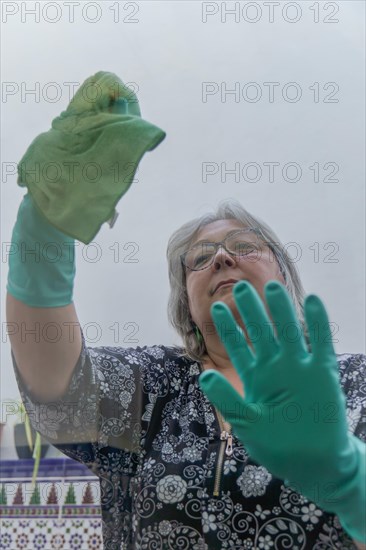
7, 197, 366, 550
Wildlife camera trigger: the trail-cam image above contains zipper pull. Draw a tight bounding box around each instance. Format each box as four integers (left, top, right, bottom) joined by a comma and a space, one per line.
225, 434, 233, 457
220, 431, 234, 457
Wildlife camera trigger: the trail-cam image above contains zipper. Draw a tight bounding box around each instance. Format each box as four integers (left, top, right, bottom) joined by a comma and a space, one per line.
213, 407, 233, 496
197, 360, 234, 497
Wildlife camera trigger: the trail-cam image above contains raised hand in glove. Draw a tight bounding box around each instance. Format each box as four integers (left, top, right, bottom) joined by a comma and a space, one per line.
198, 280, 366, 544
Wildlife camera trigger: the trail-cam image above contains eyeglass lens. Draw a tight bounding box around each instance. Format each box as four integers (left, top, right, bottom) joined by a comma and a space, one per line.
185, 231, 262, 270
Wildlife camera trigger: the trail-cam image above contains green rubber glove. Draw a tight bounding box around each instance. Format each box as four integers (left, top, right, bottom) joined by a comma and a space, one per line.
199, 280, 366, 544
7, 193, 75, 307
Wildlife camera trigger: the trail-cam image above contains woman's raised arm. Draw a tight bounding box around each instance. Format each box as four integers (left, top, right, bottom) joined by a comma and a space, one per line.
6, 295, 82, 403
6, 192, 82, 403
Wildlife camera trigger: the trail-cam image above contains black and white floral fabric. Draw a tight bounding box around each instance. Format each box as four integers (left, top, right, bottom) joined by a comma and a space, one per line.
13, 334, 366, 550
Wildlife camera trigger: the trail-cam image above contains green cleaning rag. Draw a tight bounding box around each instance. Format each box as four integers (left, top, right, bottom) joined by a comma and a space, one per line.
17, 71, 166, 244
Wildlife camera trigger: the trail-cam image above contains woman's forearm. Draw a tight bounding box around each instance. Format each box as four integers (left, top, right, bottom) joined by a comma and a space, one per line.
7, 294, 82, 403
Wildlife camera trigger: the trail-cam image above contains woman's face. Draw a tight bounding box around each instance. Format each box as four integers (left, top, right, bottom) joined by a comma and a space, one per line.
185, 220, 286, 333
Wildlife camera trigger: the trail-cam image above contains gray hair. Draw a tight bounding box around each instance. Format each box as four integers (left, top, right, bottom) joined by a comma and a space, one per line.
166, 199, 307, 361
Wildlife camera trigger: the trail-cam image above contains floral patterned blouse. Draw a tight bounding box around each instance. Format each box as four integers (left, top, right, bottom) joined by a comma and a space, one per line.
13, 332, 366, 550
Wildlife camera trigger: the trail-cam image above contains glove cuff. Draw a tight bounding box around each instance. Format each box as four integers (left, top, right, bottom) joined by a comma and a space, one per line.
326, 436, 366, 544
7, 194, 76, 307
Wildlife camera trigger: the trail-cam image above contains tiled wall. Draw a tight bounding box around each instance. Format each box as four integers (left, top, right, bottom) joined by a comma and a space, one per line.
0, 458, 103, 550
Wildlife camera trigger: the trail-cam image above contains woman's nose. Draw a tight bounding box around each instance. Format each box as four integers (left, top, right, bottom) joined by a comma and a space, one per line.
212, 246, 237, 270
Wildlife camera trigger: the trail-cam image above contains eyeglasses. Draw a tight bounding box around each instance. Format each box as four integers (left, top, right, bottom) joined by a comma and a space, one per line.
181, 229, 265, 271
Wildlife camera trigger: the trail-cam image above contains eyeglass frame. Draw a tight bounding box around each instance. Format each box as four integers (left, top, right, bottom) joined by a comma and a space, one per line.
180, 228, 269, 271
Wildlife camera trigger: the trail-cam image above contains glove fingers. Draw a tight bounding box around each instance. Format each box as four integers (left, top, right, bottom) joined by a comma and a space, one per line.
211, 302, 255, 384
264, 281, 308, 358
304, 294, 337, 364
232, 281, 279, 361
199, 370, 248, 428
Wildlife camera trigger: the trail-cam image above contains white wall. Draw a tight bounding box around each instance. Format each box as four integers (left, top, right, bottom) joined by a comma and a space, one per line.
1, 1, 365, 456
